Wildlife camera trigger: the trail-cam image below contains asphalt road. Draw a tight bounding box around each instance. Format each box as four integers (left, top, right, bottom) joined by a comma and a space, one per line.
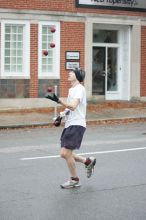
0, 123, 146, 220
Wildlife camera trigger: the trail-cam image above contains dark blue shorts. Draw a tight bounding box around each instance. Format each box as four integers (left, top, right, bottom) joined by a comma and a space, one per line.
60, 125, 86, 150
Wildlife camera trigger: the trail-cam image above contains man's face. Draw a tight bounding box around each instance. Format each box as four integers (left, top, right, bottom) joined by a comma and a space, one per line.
68, 71, 77, 82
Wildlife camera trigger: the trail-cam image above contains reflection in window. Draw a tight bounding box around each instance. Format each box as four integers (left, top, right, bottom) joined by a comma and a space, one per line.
93, 27, 118, 43
107, 48, 118, 91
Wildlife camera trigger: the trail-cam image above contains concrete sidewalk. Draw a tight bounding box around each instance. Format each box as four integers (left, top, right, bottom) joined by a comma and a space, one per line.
1, 101, 146, 129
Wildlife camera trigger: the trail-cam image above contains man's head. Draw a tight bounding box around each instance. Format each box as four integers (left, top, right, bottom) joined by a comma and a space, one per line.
72, 68, 85, 83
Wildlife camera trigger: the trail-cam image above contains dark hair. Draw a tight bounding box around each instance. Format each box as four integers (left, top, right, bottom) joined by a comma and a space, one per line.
72, 68, 85, 82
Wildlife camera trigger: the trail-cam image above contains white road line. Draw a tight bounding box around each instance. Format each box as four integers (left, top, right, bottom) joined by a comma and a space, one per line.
20, 146, 146, 161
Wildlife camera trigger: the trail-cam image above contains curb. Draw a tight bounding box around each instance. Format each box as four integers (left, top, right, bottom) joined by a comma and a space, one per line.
1, 117, 146, 130
87, 117, 146, 125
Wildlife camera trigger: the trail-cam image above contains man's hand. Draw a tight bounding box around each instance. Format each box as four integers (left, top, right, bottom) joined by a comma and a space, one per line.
53, 115, 62, 127
45, 92, 60, 103
53, 110, 70, 127
60, 109, 70, 118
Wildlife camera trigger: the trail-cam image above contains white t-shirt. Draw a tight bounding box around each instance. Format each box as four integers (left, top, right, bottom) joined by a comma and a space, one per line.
65, 84, 86, 128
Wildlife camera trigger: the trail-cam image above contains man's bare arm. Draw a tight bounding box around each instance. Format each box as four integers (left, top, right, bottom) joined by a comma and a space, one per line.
59, 98, 80, 111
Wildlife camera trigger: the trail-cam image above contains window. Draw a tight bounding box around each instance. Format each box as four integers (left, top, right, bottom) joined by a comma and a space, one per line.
93, 24, 118, 43
1, 20, 30, 78
38, 22, 60, 78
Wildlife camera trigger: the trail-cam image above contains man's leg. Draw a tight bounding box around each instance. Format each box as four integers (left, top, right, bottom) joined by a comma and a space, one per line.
60, 147, 77, 178
60, 147, 80, 188
73, 153, 96, 178
73, 153, 86, 164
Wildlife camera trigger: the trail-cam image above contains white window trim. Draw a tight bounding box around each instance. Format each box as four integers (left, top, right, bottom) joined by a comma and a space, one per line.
0, 20, 30, 79
38, 21, 60, 79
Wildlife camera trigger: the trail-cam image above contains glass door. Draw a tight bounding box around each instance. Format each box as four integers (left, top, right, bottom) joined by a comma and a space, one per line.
92, 46, 118, 96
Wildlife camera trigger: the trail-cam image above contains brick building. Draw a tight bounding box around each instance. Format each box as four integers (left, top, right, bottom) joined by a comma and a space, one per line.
0, 0, 146, 105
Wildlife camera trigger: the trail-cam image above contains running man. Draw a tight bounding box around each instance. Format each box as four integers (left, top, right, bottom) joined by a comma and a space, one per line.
58, 68, 96, 189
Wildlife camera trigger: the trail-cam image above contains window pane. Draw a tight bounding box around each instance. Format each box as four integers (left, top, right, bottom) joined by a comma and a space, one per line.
48, 58, 53, 64
5, 57, 10, 64
42, 65, 47, 72
107, 48, 118, 91
12, 26, 17, 34
11, 57, 17, 64
5, 34, 10, 41
17, 42, 23, 49
42, 27, 47, 34
17, 50, 22, 56
11, 50, 17, 56
42, 58, 47, 65
47, 65, 53, 71
5, 42, 10, 48
5, 26, 11, 33
42, 35, 47, 41
5, 50, 10, 56
17, 65, 22, 72
48, 50, 53, 56
12, 42, 17, 48
17, 57, 22, 64
18, 34, 23, 41
12, 34, 17, 41
93, 25, 118, 43
48, 36, 53, 42
92, 47, 105, 95
42, 43, 47, 50
5, 65, 10, 72
18, 26, 23, 33
11, 65, 16, 72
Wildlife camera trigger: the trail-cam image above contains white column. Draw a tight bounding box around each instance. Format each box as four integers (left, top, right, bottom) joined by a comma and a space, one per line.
130, 24, 141, 100
84, 20, 93, 99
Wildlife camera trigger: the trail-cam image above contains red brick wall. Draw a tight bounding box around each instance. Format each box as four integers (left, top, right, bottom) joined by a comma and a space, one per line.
141, 26, 146, 97
0, 0, 146, 18
29, 24, 38, 98
60, 21, 85, 97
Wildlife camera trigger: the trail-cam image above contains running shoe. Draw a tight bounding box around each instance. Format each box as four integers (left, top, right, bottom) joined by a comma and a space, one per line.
60, 179, 81, 189
86, 157, 96, 178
